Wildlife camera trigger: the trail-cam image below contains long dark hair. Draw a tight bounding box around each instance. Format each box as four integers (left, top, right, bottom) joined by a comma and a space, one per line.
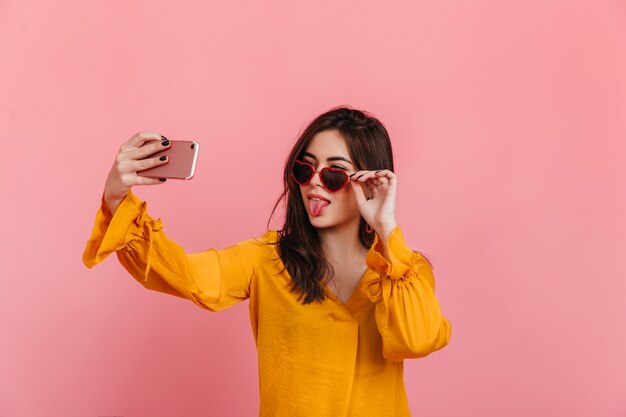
267, 106, 395, 304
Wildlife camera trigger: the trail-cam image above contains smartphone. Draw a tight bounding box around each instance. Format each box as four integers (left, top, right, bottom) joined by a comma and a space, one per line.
137, 140, 200, 180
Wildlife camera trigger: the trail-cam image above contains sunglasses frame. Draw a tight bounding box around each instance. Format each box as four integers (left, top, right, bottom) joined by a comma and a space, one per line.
291, 160, 351, 192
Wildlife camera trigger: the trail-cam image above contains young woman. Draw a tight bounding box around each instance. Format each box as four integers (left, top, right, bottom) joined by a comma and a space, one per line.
83, 106, 452, 417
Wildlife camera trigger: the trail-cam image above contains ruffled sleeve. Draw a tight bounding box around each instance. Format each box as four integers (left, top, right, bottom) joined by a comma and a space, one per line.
361, 226, 452, 362
82, 189, 264, 312
83, 190, 165, 280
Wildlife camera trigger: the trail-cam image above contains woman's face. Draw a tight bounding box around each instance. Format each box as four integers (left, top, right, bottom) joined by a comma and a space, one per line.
298, 129, 361, 231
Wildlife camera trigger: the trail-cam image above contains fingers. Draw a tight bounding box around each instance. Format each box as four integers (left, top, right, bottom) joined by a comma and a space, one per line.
130, 154, 169, 173
105, 132, 169, 201
116, 133, 170, 186
116, 154, 169, 186
127, 137, 171, 160
121, 131, 166, 152
350, 169, 396, 187
115, 133, 170, 175
116, 148, 170, 174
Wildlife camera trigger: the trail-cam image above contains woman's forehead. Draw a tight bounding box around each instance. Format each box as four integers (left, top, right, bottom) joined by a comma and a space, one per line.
304, 130, 349, 158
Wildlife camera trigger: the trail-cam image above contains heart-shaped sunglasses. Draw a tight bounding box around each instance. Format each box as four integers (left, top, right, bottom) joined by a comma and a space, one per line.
291, 160, 351, 192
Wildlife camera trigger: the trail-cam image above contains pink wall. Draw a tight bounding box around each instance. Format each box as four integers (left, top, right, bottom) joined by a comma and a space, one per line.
1, 0, 625, 416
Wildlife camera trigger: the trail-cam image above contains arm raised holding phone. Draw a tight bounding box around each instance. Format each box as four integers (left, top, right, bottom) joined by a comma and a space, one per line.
84, 131, 257, 312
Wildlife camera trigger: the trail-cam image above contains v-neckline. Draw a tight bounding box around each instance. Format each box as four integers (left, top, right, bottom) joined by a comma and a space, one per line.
323, 267, 369, 310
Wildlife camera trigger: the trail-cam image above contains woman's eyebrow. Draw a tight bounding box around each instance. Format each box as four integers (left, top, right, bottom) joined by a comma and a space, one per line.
303, 151, 354, 166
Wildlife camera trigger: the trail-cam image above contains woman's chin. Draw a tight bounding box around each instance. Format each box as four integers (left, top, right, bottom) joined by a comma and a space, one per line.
309, 218, 331, 229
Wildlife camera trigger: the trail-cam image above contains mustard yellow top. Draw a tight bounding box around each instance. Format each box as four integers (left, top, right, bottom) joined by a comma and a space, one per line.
82, 189, 452, 417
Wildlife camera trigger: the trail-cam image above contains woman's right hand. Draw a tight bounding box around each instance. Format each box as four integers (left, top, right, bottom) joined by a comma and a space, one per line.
103, 131, 172, 215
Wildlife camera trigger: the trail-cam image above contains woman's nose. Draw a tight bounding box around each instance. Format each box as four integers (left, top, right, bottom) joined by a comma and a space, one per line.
309, 170, 323, 187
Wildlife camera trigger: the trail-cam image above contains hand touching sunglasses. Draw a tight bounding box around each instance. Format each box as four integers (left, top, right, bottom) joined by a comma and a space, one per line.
291, 160, 352, 192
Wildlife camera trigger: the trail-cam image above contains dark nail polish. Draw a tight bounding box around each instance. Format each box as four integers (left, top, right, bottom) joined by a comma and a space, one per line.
349, 173, 356, 178
161, 135, 168, 141
159, 178, 167, 182
162, 140, 170, 146
356, 174, 364, 179
159, 155, 167, 161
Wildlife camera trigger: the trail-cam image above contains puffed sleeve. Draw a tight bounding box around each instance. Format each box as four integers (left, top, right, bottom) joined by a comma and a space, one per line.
82, 189, 264, 312
361, 226, 452, 362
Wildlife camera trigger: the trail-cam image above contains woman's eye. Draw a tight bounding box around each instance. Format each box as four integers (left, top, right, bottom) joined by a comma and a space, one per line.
332, 165, 347, 171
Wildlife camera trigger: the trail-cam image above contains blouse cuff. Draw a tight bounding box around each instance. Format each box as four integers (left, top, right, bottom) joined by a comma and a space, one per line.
82, 189, 164, 281
361, 226, 422, 306
365, 226, 416, 280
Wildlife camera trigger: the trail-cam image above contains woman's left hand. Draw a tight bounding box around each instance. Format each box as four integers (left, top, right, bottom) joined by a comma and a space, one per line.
349, 169, 398, 238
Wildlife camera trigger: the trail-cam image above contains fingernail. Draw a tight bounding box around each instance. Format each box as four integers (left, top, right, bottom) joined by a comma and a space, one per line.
162, 140, 170, 146
375, 170, 382, 173
161, 135, 168, 141
159, 178, 167, 182
349, 173, 356, 178
159, 155, 167, 161
356, 174, 365, 179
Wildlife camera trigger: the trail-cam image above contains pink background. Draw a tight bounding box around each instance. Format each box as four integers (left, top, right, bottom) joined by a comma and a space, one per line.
1, 0, 625, 416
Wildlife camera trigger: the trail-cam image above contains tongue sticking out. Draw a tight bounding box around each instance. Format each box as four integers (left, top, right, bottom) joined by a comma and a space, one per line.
309, 199, 330, 216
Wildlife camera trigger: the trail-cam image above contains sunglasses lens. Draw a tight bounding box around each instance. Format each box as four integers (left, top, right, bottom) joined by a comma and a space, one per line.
321, 168, 348, 191
292, 161, 314, 184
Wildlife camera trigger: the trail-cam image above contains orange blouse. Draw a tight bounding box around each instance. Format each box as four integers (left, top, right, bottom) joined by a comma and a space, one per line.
82, 189, 452, 417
